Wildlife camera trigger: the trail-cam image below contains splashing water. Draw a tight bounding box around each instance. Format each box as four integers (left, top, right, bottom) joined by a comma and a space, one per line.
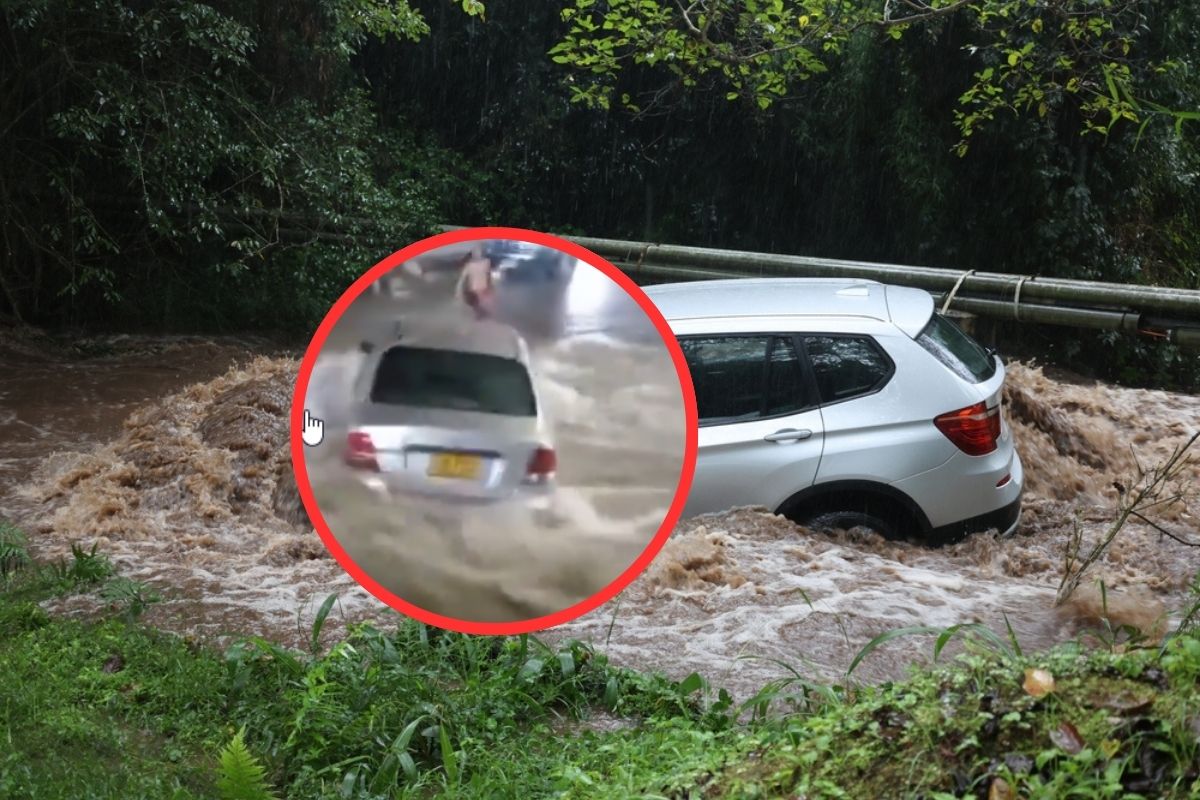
3, 323, 1197, 692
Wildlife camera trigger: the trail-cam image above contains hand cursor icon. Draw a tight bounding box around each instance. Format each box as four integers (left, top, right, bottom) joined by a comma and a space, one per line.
301, 409, 324, 447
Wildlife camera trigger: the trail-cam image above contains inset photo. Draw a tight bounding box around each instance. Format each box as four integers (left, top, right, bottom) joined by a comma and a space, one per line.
292, 228, 696, 632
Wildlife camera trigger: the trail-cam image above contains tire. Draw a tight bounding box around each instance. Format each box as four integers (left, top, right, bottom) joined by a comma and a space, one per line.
802, 509, 900, 540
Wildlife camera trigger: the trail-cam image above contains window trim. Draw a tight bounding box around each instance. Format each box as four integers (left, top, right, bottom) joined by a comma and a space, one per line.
677, 333, 822, 428
800, 332, 896, 408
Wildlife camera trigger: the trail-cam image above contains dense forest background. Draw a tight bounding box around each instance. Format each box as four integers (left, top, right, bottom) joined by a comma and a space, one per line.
1, 0, 1197, 385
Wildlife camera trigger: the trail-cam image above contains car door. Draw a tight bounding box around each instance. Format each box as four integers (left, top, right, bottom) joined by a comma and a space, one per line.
679, 333, 825, 517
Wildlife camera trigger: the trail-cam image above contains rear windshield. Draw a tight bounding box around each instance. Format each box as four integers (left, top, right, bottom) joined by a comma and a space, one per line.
916, 313, 997, 384
369, 346, 537, 416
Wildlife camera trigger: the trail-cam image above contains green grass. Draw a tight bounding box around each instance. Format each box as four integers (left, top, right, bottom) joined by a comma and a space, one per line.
2, 523, 1199, 799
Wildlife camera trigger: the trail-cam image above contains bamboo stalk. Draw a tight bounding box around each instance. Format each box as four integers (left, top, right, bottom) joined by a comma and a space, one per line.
454, 228, 1200, 318
599, 258, 1200, 347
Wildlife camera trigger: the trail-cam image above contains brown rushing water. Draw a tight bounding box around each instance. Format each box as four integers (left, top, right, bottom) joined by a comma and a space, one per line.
2, 316, 1197, 696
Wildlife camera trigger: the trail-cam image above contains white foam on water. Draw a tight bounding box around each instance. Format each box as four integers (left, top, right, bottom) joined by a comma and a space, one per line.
6, 317, 1198, 696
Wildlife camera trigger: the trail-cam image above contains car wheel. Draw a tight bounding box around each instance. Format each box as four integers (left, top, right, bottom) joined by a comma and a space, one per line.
802, 509, 900, 540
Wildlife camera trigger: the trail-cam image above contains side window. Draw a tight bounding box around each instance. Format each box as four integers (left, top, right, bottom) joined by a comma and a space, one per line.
680, 335, 811, 425
803, 336, 892, 404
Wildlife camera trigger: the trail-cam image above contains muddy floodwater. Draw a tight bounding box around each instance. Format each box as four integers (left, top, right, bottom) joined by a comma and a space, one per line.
2, 312, 1198, 697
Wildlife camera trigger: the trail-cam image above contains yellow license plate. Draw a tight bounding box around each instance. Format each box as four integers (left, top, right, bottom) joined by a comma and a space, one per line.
428, 452, 483, 480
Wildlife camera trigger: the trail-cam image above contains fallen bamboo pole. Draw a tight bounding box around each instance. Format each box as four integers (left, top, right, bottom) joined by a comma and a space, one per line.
437, 224, 1200, 317
536, 232, 1200, 319
599, 258, 1200, 348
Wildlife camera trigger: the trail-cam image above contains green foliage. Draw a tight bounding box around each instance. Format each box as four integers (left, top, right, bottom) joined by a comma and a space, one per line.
711, 640, 1200, 798
549, 0, 1194, 151
1, 0, 1196, 393
4, 548, 1200, 799
50, 542, 116, 586
0, 602, 50, 638
100, 577, 163, 622
308, 593, 339, 657
216, 728, 277, 800
0, 522, 30, 578
0, 0, 474, 330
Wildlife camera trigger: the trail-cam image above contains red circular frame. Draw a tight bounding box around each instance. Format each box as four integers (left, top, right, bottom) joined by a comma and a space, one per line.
290, 226, 699, 635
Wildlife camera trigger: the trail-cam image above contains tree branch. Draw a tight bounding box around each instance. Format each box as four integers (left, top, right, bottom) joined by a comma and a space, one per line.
1129, 511, 1200, 548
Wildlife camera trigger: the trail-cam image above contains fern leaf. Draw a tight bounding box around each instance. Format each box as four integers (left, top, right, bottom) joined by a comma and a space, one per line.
217, 727, 277, 800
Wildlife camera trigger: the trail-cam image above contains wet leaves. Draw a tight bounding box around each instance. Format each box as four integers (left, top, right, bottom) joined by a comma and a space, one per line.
1049, 720, 1085, 754
1088, 686, 1153, 714
1002, 752, 1034, 774
1022, 667, 1055, 698
988, 776, 1014, 800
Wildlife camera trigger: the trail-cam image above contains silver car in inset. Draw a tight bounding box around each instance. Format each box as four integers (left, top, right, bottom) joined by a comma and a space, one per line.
343, 319, 557, 510
645, 277, 1023, 544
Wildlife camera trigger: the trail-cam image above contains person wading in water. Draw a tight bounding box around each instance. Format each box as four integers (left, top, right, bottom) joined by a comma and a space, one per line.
455, 245, 496, 320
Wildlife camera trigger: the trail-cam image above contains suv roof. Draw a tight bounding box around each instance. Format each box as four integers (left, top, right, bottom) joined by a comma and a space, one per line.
644, 278, 934, 338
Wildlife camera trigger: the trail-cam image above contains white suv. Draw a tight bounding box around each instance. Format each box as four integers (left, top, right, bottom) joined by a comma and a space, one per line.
645, 278, 1023, 544
345, 319, 557, 510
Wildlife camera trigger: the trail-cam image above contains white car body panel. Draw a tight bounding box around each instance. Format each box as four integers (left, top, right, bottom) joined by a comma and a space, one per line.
648, 278, 1024, 540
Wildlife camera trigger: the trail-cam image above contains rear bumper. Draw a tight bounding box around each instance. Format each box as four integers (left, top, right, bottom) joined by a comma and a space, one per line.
927, 490, 1022, 545
356, 474, 556, 511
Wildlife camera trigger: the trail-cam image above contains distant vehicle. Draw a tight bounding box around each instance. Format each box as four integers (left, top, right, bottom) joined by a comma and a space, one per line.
645, 278, 1024, 544
345, 319, 557, 510
484, 239, 574, 283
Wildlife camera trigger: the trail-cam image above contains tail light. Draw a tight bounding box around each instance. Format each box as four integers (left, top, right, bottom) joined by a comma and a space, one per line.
934, 401, 1000, 456
525, 446, 557, 482
345, 431, 379, 471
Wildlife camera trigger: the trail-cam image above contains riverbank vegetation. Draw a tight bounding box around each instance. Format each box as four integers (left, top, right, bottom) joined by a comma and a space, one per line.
1, 1, 1198, 386
3, 521, 1199, 799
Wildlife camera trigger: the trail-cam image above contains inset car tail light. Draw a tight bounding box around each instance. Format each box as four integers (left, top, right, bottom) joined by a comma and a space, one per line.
525, 446, 557, 482
345, 431, 380, 471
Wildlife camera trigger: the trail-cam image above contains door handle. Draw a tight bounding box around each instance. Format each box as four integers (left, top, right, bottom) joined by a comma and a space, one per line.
764, 428, 812, 443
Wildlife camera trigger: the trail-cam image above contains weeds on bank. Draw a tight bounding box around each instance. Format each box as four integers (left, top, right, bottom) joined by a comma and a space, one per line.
1, 526, 735, 800
1058, 430, 1198, 606
713, 610, 1200, 799
0, 521, 31, 577
0, 524, 159, 624
4, 508, 1200, 799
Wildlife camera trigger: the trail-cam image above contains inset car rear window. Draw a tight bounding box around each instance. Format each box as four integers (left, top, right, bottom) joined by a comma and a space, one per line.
916, 313, 997, 384
803, 335, 893, 404
370, 346, 537, 416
